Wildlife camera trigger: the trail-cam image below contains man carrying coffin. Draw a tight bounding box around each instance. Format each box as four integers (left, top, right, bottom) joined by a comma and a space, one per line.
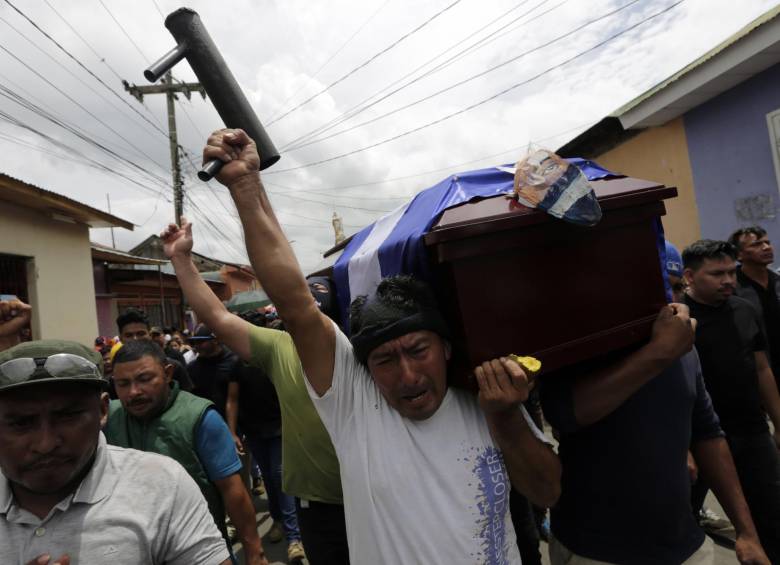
201, 128, 561, 564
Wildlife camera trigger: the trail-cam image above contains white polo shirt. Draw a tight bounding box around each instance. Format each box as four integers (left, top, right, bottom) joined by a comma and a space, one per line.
0, 433, 229, 565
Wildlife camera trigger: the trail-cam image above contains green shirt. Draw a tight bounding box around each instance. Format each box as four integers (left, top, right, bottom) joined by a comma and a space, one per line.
248, 325, 343, 504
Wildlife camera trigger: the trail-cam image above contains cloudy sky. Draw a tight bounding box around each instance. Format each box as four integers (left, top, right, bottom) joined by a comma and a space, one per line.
1, 0, 778, 272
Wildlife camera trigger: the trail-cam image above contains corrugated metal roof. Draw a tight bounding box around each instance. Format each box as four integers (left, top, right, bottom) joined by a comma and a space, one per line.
613, 4, 780, 121
0, 172, 134, 229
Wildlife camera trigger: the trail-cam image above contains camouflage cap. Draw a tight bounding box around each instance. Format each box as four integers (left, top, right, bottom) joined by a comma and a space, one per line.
0, 339, 106, 393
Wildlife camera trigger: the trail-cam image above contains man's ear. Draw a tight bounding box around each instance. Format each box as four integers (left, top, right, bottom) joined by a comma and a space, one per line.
683, 267, 695, 285
443, 339, 452, 362
99, 392, 110, 429
163, 363, 174, 385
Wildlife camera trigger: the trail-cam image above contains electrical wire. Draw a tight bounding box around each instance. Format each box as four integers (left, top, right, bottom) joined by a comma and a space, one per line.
0, 84, 173, 190
0, 13, 170, 149
97, 0, 152, 64
267, 120, 595, 196
280, 0, 553, 151
0, 41, 170, 172
0, 111, 171, 200
6, 0, 170, 139
264, 0, 685, 175
284, 0, 636, 153
267, 0, 464, 126
266, 0, 391, 122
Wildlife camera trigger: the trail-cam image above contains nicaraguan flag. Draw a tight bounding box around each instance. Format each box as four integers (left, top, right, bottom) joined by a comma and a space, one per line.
332, 159, 616, 330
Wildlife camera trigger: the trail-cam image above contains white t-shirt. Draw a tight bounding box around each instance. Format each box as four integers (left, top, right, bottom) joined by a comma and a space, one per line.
308, 325, 543, 565
0, 434, 229, 565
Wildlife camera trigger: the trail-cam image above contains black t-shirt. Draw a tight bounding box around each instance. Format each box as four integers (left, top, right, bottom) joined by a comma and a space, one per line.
736, 267, 780, 377
235, 363, 281, 439
540, 350, 721, 564
169, 357, 193, 392
685, 294, 768, 435
187, 348, 241, 416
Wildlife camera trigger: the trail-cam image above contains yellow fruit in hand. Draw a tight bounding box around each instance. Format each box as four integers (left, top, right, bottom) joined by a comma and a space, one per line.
508, 355, 541, 376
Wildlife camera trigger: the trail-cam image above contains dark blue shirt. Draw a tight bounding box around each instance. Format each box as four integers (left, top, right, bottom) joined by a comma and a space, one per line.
541, 349, 722, 565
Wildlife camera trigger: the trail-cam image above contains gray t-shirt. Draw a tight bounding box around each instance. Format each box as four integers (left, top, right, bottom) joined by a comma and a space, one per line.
0, 433, 229, 565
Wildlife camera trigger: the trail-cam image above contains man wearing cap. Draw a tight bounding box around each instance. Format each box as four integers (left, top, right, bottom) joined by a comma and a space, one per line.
105, 339, 268, 565
116, 308, 193, 392
666, 240, 687, 302
162, 219, 345, 564
198, 128, 562, 563
0, 339, 231, 565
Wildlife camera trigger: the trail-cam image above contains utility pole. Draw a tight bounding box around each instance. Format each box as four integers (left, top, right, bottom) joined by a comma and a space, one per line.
124, 71, 206, 225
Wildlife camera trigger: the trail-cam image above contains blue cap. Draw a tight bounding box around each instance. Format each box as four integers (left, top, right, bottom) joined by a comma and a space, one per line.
665, 241, 683, 277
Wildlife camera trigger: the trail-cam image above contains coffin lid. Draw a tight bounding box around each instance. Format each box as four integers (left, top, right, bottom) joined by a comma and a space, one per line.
425, 176, 677, 246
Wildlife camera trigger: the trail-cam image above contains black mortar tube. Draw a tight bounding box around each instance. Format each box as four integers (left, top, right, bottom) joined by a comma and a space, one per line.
146, 7, 280, 179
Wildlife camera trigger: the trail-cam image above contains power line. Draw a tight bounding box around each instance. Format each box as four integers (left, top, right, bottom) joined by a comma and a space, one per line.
264, 181, 395, 213
267, 0, 464, 126
280, 0, 554, 151
0, 83, 173, 190
150, 0, 166, 18
42, 0, 124, 81
0, 13, 170, 149
264, 120, 593, 203
0, 41, 170, 172
4, 0, 170, 139
266, 0, 391, 122
0, 111, 171, 200
285, 0, 634, 153
97, 0, 152, 64
264, 0, 684, 175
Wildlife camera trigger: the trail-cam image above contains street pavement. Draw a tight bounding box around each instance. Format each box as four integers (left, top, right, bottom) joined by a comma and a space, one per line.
233, 489, 308, 565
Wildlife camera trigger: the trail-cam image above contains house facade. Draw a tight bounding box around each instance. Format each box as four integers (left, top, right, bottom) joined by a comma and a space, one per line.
0, 173, 132, 345
558, 6, 780, 252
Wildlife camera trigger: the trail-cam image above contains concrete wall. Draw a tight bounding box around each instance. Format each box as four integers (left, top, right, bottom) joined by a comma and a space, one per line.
684, 63, 780, 250
594, 118, 702, 249
0, 201, 98, 345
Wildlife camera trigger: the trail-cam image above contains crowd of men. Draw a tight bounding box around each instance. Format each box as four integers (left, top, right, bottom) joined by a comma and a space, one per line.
1, 128, 779, 564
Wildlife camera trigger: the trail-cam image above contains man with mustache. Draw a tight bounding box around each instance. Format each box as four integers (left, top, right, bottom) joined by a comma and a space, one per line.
106, 339, 268, 565
0, 339, 231, 565
200, 128, 561, 564
683, 239, 780, 562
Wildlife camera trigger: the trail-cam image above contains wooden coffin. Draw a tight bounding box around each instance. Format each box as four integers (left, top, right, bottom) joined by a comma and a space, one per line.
424, 176, 677, 387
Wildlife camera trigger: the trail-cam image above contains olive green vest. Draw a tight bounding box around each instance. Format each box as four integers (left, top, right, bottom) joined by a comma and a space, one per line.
104, 383, 227, 539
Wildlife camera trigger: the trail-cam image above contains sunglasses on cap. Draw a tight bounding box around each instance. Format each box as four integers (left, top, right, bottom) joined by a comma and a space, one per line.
0, 353, 101, 385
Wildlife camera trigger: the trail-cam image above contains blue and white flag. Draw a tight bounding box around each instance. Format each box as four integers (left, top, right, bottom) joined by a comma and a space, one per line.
333, 158, 616, 330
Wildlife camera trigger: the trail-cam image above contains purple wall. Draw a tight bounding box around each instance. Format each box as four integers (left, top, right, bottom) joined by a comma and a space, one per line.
684, 62, 780, 248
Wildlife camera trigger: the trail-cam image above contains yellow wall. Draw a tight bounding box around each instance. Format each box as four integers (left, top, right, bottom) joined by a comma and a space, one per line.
0, 201, 98, 346
595, 118, 701, 249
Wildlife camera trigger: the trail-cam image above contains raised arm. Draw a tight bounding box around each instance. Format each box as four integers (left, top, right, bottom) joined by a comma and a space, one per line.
0, 298, 31, 353
204, 129, 335, 395
162, 218, 254, 361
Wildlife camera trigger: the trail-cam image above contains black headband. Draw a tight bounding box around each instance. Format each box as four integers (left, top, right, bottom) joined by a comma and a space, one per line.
350, 308, 450, 364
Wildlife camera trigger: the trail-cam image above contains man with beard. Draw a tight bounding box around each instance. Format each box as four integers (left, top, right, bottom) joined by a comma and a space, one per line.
0, 339, 230, 565
683, 239, 780, 561
106, 339, 268, 565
